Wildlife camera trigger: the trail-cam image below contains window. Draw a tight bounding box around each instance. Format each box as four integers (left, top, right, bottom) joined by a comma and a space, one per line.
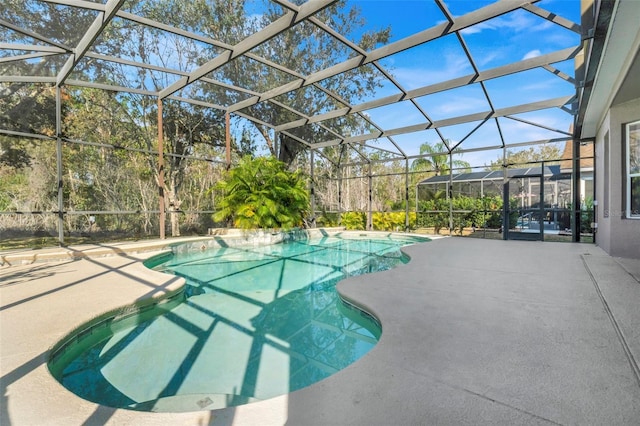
627, 120, 640, 218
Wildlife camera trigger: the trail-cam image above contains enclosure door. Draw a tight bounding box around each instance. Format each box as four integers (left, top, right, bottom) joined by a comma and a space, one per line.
504, 174, 544, 241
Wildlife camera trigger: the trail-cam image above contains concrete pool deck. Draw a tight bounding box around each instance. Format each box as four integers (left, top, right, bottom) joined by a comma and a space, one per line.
1, 236, 640, 425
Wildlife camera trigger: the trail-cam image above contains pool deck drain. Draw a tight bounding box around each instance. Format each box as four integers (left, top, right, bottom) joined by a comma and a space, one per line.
2, 235, 640, 425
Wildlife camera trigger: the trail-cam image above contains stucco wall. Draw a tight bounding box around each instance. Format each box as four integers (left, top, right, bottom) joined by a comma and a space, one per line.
595, 110, 612, 254
595, 97, 640, 259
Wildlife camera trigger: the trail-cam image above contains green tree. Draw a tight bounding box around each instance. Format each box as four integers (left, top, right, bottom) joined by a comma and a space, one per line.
66, 0, 247, 236
62, 89, 156, 230
153, 100, 226, 235
411, 141, 471, 176
0, 139, 33, 169
0, 1, 95, 78
213, 156, 310, 229
485, 145, 562, 170
222, 0, 391, 162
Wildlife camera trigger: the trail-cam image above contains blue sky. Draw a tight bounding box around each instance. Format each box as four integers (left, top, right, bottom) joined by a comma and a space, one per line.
84, 0, 577, 164
352, 0, 580, 164
235, 0, 583, 166
3, 0, 581, 169
2, 0, 581, 166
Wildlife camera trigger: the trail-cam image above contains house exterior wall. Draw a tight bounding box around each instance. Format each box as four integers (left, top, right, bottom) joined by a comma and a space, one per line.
595, 97, 640, 258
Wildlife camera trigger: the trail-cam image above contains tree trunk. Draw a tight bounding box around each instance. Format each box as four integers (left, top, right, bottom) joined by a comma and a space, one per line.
167, 181, 181, 237
259, 126, 276, 157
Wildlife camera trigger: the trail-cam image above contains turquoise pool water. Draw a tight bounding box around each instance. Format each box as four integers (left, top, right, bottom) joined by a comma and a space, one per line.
48, 233, 426, 412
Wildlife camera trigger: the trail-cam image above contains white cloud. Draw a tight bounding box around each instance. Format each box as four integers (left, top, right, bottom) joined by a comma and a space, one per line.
522, 49, 542, 60
530, 19, 555, 32
520, 78, 571, 92
499, 112, 573, 143
459, 9, 553, 36
460, 21, 496, 35
459, 10, 529, 35
476, 51, 502, 67
436, 96, 489, 116
364, 102, 427, 130
391, 52, 473, 90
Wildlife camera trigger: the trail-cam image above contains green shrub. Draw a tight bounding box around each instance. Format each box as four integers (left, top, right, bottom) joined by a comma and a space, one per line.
372, 211, 416, 231
316, 211, 339, 227
418, 198, 449, 232
452, 196, 477, 234
212, 156, 310, 229
372, 212, 390, 231
340, 211, 366, 230
417, 194, 518, 232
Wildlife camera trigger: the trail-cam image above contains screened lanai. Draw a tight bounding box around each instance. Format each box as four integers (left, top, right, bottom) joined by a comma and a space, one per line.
418, 166, 569, 205
0, 0, 604, 246
415, 165, 592, 241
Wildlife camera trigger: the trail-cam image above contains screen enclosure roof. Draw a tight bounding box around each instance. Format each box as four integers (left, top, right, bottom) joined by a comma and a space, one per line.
1, 0, 586, 163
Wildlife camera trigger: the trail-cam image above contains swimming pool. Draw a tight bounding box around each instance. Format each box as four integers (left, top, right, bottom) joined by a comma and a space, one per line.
48, 232, 427, 412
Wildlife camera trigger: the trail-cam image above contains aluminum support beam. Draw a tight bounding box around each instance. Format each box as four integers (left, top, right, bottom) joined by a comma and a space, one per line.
0, 76, 57, 83
225, 112, 231, 169
310, 149, 316, 226
0, 43, 67, 54
449, 119, 490, 153
229, 0, 538, 115
522, 3, 582, 33
42, 0, 105, 10
572, 138, 581, 242
274, 47, 579, 132
157, 98, 165, 240
65, 79, 157, 96
56, 86, 64, 245
362, 143, 405, 157
405, 159, 410, 232
159, 0, 337, 100
0, 53, 60, 66
542, 64, 576, 84
56, 0, 126, 86
504, 115, 573, 136
502, 145, 509, 240
0, 129, 54, 140
115, 11, 230, 50
309, 96, 574, 149
448, 154, 453, 235
114, 9, 340, 86
84, 52, 190, 77
0, 19, 72, 51
368, 162, 372, 231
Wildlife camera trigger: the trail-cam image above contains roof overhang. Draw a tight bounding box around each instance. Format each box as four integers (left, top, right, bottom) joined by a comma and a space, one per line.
579, 0, 640, 139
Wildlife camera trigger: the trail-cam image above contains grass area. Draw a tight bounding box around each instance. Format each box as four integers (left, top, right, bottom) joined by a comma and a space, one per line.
0, 236, 83, 251
0, 234, 163, 251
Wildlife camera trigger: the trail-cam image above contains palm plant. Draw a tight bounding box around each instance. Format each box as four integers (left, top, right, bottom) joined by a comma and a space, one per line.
411, 141, 471, 175
213, 156, 310, 229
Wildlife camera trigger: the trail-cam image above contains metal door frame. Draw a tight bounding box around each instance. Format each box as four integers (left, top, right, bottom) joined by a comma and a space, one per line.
503, 174, 545, 241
